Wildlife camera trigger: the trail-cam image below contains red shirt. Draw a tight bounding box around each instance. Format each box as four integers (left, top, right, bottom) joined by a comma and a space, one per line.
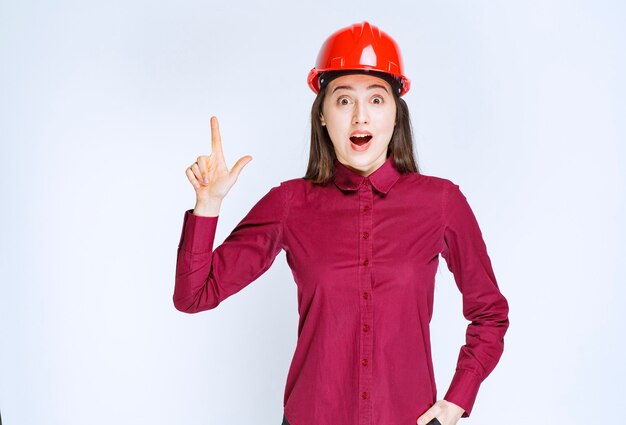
174, 155, 509, 425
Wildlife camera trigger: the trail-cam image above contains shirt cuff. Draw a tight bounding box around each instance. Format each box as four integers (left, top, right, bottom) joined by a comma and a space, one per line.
178, 209, 219, 253
443, 368, 483, 418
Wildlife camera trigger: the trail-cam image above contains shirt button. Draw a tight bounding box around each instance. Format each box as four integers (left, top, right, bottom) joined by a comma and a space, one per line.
361, 358, 368, 366
363, 292, 369, 299
361, 391, 369, 399
362, 231, 369, 239
363, 205, 370, 212
363, 259, 369, 266
362, 324, 369, 332
363, 179, 370, 186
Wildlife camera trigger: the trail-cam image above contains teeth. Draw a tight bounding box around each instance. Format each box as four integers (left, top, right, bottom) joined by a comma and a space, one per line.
353, 134, 371, 138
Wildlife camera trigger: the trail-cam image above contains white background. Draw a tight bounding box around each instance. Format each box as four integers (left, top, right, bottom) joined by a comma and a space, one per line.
1, 1, 624, 424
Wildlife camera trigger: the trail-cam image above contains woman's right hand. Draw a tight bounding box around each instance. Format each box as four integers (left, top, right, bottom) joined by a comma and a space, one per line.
185, 116, 253, 205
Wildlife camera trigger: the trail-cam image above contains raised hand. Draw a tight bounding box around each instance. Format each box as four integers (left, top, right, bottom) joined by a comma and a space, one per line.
185, 116, 253, 213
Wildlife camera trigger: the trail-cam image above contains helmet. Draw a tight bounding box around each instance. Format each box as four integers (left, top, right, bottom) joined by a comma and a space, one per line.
307, 21, 411, 96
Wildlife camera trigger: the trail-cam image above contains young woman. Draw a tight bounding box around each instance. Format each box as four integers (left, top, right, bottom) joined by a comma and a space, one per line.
174, 21, 509, 425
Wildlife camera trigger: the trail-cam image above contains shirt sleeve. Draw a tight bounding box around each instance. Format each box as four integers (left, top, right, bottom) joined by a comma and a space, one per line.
440, 181, 510, 417
173, 182, 289, 313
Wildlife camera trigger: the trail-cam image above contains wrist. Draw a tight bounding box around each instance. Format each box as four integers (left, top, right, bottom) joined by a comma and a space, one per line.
194, 197, 222, 217
443, 399, 465, 415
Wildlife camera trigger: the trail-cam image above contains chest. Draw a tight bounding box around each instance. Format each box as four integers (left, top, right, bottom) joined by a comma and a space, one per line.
282, 188, 444, 284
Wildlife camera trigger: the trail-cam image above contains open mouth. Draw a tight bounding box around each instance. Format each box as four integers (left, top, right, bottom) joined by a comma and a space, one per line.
349, 135, 373, 146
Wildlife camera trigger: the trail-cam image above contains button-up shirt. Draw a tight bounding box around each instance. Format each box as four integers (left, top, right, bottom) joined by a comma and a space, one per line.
174, 155, 510, 425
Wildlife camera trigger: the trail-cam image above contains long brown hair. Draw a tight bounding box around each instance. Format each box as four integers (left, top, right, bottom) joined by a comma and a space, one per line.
303, 81, 421, 184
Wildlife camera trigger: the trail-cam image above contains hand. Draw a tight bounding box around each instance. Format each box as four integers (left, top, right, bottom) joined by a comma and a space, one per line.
416, 399, 465, 425
185, 116, 253, 203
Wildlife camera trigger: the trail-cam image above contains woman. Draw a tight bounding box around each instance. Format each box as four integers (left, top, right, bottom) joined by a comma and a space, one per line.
174, 21, 509, 425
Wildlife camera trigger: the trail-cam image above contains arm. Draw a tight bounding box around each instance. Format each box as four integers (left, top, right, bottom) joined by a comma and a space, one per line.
173, 182, 288, 313
440, 181, 510, 418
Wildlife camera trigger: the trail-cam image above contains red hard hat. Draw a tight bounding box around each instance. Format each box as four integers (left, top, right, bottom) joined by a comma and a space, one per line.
307, 21, 411, 96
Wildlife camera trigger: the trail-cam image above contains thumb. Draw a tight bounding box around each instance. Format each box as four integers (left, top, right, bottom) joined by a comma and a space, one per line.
416, 411, 436, 425
230, 155, 253, 181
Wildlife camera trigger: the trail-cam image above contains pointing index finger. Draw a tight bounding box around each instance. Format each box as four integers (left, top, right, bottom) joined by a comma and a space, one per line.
210, 116, 223, 157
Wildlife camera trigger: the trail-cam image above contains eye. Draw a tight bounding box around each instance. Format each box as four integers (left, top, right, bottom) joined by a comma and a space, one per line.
372, 96, 384, 104
337, 96, 351, 106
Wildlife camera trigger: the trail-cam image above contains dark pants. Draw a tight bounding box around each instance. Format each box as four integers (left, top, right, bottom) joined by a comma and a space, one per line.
281, 414, 440, 425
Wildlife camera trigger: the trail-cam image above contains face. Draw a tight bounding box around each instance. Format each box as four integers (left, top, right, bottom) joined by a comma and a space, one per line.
320, 73, 397, 176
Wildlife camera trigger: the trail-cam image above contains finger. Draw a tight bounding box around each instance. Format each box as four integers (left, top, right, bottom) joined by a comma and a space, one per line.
185, 167, 201, 189
191, 162, 206, 185
417, 416, 430, 425
417, 412, 438, 425
210, 116, 224, 159
229, 155, 253, 181
419, 415, 443, 425
196, 155, 209, 184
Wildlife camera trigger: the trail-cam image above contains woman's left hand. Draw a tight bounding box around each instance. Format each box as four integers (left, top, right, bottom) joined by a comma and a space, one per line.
416, 399, 465, 425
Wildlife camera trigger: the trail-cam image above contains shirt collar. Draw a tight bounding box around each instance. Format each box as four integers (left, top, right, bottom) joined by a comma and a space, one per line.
332, 155, 402, 194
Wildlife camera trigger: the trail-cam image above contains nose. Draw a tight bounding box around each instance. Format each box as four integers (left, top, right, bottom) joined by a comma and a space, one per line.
353, 101, 369, 125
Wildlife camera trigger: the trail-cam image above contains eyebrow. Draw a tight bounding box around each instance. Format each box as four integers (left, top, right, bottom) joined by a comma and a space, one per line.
331, 84, 389, 94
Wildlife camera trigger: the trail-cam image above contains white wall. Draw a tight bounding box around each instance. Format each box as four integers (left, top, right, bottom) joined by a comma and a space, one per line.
1, 1, 624, 424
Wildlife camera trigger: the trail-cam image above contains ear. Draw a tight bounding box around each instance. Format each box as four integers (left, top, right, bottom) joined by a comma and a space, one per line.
320, 114, 326, 126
